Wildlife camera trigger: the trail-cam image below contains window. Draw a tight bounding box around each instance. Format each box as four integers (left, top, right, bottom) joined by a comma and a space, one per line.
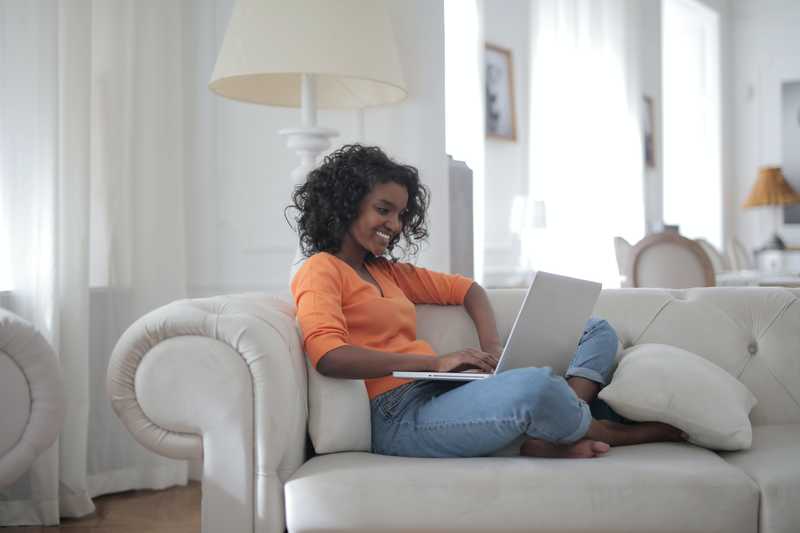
525, 0, 645, 287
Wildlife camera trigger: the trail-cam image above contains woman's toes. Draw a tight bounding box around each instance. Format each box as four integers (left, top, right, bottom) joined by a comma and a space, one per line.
591, 441, 611, 454
571, 439, 608, 458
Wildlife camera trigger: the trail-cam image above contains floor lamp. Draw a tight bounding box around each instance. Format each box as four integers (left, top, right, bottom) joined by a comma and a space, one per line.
208, 0, 408, 274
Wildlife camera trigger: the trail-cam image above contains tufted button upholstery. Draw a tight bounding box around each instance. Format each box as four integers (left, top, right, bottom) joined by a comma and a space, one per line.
595, 288, 800, 426
416, 287, 800, 426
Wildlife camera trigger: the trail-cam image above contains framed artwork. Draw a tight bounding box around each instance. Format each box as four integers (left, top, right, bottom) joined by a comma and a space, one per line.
782, 80, 800, 224
485, 43, 516, 141
643, 95, 656, 168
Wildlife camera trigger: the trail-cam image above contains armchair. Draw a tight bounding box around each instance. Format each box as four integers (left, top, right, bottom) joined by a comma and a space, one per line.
0, 309, 65, 488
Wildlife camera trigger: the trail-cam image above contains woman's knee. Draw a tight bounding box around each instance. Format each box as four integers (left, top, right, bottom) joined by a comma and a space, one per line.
503, 367, 575, 409
503, 366, 557, 386
587, 318, 619, 357
502, 367, 588, 440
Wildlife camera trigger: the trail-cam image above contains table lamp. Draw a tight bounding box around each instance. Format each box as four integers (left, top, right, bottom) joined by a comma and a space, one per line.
208, 0, 408, 185
742, 166, 800, 250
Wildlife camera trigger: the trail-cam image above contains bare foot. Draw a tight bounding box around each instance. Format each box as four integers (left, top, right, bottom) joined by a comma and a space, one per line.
520, 438, 610, 459
587, 419, 687, 446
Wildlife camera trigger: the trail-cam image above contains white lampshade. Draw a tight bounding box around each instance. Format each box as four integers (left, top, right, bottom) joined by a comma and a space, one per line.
209, 0, 408, 109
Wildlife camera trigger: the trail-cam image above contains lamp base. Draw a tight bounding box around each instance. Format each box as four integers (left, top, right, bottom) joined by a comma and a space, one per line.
279, 126, 339, 184
281, 125, 339, 281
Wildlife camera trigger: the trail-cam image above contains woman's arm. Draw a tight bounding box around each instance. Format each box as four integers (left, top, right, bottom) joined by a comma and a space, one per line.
317, 346, 436, 378
317, 344, 498, 379
463, 282, 502, 356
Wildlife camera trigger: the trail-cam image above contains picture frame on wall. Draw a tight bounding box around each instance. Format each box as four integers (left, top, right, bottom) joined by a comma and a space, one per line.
485, 43, 516, 141
782, 80, 800, 224
643, 95, 656, 168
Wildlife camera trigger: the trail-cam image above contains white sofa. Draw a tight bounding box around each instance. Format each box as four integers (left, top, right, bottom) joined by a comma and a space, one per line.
107, 287, 800, 533
0, 308, 65, 489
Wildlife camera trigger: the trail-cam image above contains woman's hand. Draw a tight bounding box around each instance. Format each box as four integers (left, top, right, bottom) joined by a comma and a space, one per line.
434, 348, 499, 373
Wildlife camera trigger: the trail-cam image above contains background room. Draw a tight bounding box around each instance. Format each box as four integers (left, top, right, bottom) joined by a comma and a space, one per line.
445, 0, 800, 289
2, 0, 800, 529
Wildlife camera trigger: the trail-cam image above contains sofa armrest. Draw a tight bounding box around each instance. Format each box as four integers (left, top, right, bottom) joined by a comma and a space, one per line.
106, 293, 307, 533
0, 309, 65, 488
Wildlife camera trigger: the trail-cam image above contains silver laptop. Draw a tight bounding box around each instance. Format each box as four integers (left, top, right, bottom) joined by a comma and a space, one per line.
393, 271, 601, 381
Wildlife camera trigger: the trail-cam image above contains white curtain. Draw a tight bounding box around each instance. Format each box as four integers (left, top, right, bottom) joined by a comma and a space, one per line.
0, 0, 189, 525
662, 0, 721, 247
524, 0, 645, 287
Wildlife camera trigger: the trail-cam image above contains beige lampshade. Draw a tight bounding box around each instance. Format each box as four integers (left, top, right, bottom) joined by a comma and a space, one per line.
209, 0, 408, 109
742, 166, 800, 208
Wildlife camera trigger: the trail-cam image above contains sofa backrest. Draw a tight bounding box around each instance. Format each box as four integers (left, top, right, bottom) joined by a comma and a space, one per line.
306, 287, 800, 454
416, 287, 800, 426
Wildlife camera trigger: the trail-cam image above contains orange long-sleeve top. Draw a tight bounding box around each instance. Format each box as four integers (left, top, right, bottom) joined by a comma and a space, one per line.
291, 251, 474, 399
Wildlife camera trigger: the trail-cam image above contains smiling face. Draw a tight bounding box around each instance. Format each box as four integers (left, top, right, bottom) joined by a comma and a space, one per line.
339, 180, 409, 263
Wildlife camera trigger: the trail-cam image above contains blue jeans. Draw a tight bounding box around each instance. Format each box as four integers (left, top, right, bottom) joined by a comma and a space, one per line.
370, 318, 621, 458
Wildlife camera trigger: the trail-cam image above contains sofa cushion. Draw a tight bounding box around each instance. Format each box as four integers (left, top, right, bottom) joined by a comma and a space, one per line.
719, 424, 800, 533
306, 359, 372, 453
598, 343, 757, 450
285, 444, 759, 533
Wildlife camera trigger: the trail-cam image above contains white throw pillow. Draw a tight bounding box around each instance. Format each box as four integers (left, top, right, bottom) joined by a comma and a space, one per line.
598, 343, 757, 451
306, 359, 372, 454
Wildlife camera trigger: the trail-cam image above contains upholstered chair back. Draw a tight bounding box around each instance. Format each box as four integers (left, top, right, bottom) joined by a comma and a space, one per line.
629, 232, 715, 288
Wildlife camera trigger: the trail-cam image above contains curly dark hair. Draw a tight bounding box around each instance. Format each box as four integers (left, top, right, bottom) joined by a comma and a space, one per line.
286, 144, 430, 260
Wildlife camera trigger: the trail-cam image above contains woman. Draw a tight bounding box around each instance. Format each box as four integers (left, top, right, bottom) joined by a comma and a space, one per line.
288, 144, 684, 459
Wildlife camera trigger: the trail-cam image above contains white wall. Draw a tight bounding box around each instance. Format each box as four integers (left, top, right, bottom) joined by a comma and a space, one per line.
481, 0, 531, 271
183, 0, 448, 297
730, 0, 800, 248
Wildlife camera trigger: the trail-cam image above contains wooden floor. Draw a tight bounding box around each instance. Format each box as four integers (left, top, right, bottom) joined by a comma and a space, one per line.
5, 482, 200, 533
